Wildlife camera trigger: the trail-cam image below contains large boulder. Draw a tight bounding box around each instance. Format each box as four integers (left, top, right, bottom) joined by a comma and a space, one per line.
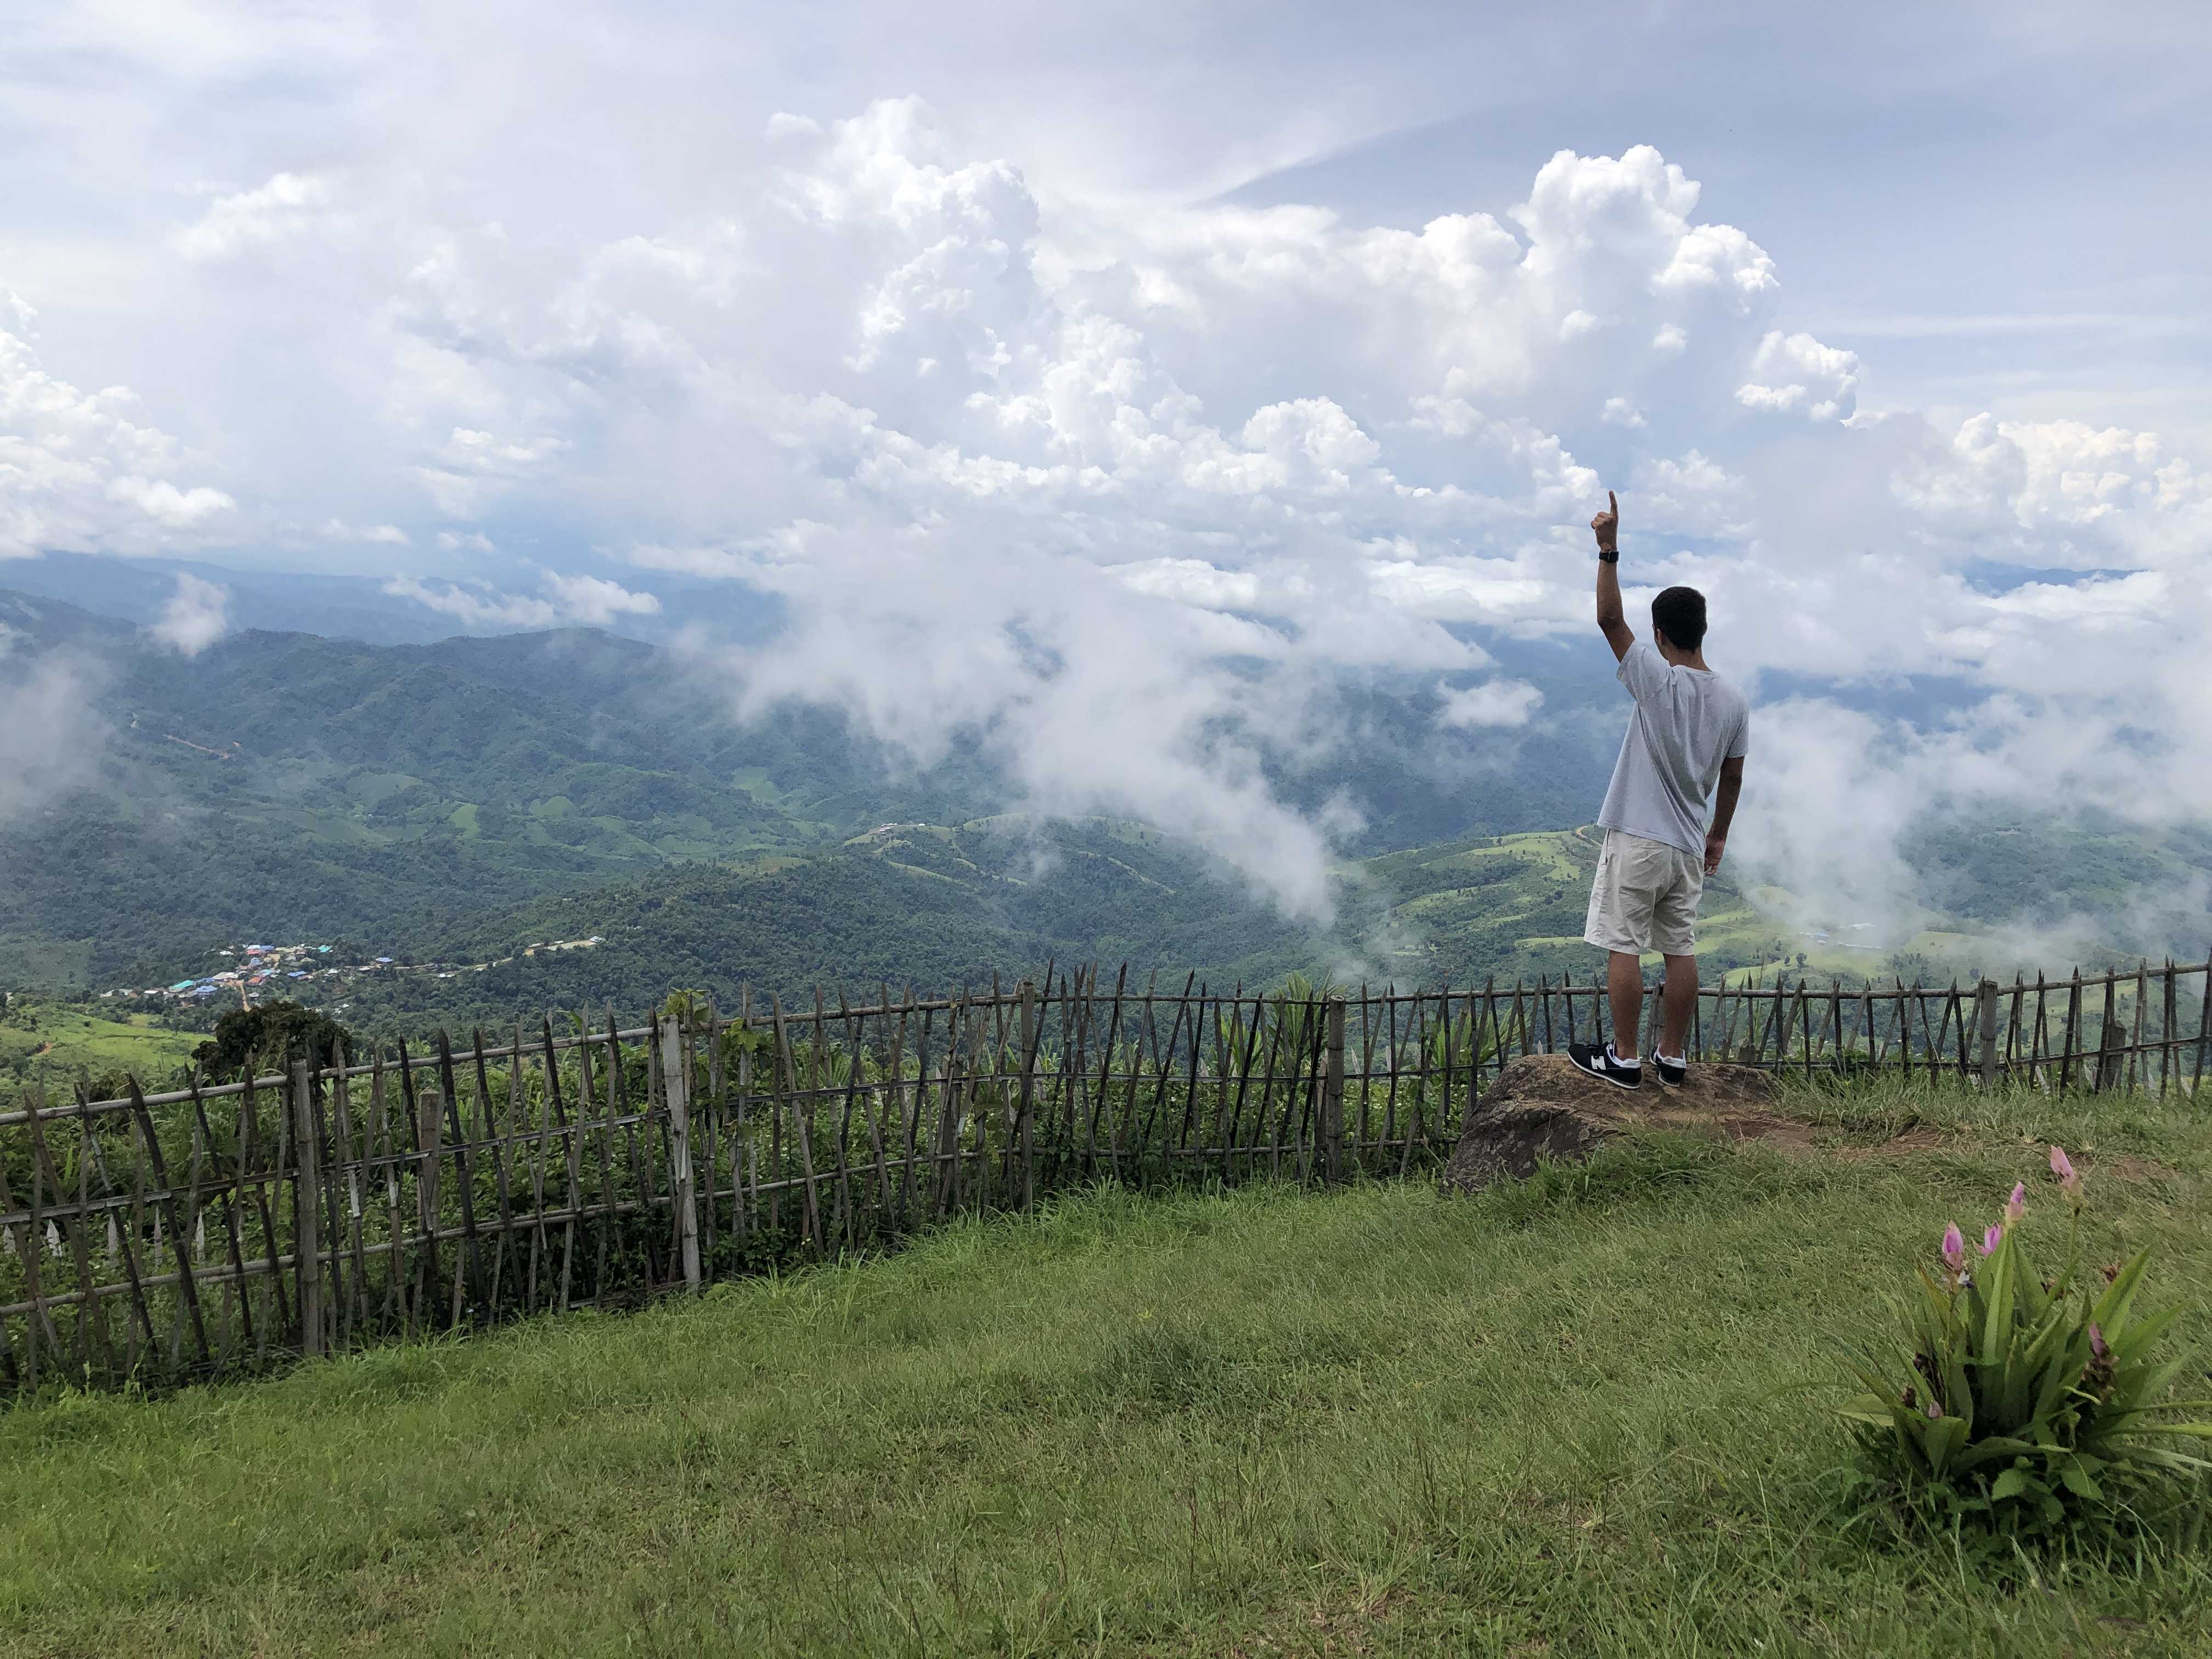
1442, 1053, 1797, 1193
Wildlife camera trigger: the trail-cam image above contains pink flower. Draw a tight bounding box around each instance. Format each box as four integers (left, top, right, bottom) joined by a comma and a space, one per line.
1941, 1224, 1966, 1272
1925, 1402, 1943, 1419
1982, 1224, 2002, 1257
2004, 1182, 2026, 1228
2050, 1145, 2083, 1203
2090, 1323, 2108, 1359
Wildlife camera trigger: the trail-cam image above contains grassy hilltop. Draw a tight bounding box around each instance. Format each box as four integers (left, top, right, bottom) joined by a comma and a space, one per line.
0, 1001, 201, 1105
6, 1076, 2209, 1656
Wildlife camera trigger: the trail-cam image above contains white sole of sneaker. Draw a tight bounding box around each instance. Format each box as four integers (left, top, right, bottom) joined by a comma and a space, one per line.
1569, 1056, 1641, 1090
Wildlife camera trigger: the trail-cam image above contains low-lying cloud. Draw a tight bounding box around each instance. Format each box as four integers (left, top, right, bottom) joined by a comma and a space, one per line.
0, 630, 108, 826
149, 572, 231, 655
385, 571, 664, 631
1437, 680, 1543, 731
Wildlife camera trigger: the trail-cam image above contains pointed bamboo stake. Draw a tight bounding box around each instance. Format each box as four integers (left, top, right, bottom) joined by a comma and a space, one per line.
326, 1041, 368, 1341
2061, 972, 2082, 1093
471, 1029, 516, 1317
1089, 968, 1127, 1175
32, 1096, 99, 1373
702, 999, 723, 1277
2129, 964, 2148, 1093
126, 1078, 210, 1374
2160, 963, 2178, 1098
1216, 983, 1244, 1171
0, 1103, 57, 1386
541, 1019, 578, 1313
413, 1066, 445, 1330
518, 1020, 546, 1312
195, 1079, 250, 1357
436, 1032, 486, 1319
2031, 977, 2051, 1092
1397, 994, 1425, 1180
737, 985, 757, 1250
830, 994, 860, 1251
2091, 972, 2117, 1090
899, 1000, 929, 1227
582, 1015, 613, 1305
1381, 991, 1400, 1157
369, 1050, 404, 1335
769, 994, 822, 1252
2193, 952, 2211, 1094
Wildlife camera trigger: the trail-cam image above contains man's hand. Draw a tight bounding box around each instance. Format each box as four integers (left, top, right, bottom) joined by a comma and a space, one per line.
1592, 488, 1631, 660
1703, 830, 1726, 877
1591, 489, 1618, 554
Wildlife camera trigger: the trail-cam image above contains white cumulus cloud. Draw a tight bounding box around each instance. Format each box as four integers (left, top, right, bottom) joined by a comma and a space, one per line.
0, 306, 234, 556
172, 172, 341, 263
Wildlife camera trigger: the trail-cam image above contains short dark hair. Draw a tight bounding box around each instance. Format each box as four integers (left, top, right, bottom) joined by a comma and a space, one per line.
1651, 585, 1707, 652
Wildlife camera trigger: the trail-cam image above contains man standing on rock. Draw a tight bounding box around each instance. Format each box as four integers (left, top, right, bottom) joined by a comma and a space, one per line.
1567, 491, 1748, 1090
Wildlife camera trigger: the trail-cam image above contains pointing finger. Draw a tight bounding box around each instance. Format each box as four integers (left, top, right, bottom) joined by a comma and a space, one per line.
1608, 489, 1618, 516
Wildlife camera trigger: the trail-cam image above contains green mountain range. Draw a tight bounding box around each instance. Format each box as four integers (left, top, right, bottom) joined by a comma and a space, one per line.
3, 583, 2207, 1046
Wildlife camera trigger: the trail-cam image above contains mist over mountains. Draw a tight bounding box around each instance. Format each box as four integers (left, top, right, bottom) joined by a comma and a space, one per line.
3, 568, 2205, 1032
7, 100, 2209, 985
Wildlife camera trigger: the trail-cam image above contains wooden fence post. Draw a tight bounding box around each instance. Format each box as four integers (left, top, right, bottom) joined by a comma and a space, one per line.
659, 1014, 701, 1291
1459, 991, 1488, 1136
1322, 998, 1346, 1184
1017, 980, 1039, 1211
2094, 976, 2122, 1094
1976, 980, 1999, 1091
291, 1061, 324, 1358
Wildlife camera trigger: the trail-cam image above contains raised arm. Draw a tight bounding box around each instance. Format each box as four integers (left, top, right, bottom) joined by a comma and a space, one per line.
1591, 489, 1633, 663
1705, 755, 1745, 875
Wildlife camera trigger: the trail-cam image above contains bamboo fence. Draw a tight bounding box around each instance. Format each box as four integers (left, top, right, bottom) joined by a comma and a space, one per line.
3, 958, 2207, 1396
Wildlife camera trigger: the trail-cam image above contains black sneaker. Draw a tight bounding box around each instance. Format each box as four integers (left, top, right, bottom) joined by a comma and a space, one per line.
1654, 1054, 1687, 1086
1567, 1041, 1641, 1090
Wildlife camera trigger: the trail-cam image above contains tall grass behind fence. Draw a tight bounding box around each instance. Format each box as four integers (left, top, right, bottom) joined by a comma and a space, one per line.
3, 960, 2208, 1397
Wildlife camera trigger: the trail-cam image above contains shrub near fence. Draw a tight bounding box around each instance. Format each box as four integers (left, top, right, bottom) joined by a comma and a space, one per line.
2, 960, 2208, 1397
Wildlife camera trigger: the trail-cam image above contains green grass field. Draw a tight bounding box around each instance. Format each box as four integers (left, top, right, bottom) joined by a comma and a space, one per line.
0, 1001, 202, 1108
4, 1079, 2209, 1656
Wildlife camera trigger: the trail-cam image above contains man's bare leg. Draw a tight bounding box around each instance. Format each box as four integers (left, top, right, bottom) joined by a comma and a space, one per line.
1606, 950, 1646, 1060
1660, 953, 1699, 1059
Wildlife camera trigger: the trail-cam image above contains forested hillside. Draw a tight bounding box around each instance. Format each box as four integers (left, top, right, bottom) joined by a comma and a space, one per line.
0, 587, 1610, 994
0, 591, 994, 984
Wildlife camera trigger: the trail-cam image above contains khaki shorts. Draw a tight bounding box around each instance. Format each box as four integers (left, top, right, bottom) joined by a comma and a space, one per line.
1584, 828, 1703, 956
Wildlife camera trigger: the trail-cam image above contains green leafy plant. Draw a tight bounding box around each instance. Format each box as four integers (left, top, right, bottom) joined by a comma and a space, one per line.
1838, 1147, 2212, 1533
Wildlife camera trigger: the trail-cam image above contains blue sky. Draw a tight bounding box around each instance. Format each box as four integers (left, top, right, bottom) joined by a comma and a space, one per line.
2, 0, 2208, 931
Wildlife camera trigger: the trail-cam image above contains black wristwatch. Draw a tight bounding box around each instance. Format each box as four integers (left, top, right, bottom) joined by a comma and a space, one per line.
1598, 549, 1619, 563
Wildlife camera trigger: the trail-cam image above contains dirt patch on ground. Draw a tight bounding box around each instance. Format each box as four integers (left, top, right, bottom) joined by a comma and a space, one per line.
2100, 1153, 2176, 1184
1443, 1054, 1812, 1192
1835, 1126, 1950, 1162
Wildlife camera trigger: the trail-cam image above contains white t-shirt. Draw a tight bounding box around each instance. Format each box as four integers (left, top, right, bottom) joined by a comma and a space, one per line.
1595, 640, 1750, 857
